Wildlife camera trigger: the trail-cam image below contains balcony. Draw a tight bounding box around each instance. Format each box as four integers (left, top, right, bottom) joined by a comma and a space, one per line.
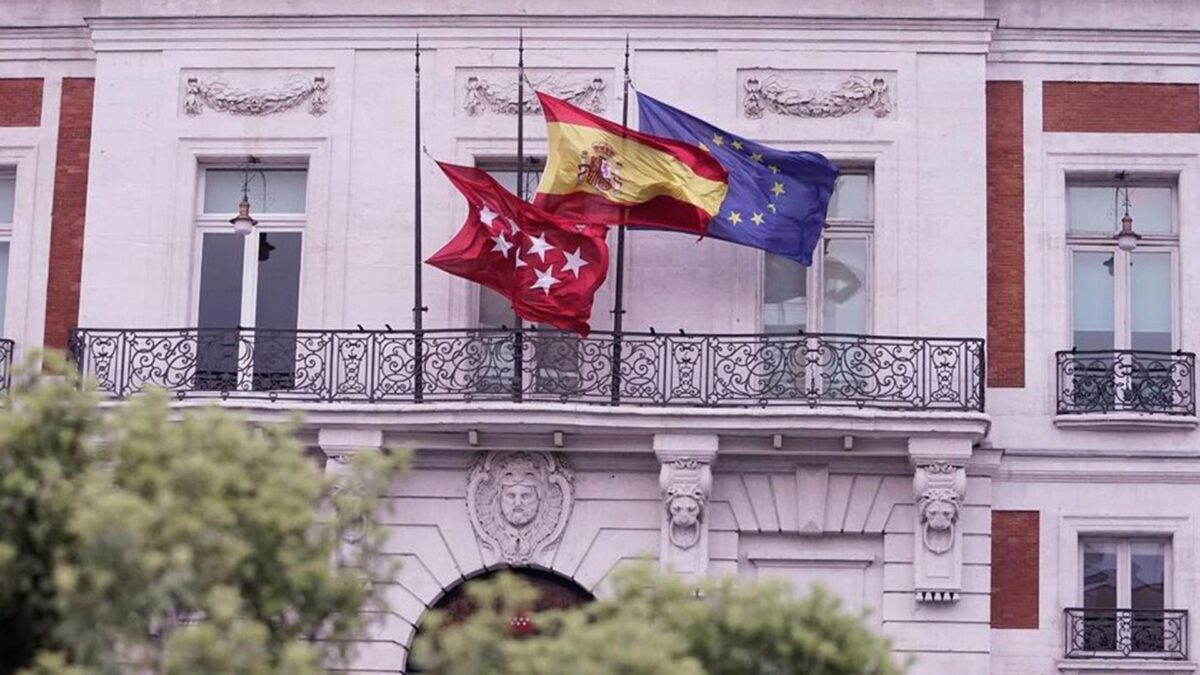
1064, 607, 1188, 661
67, 327, 984, 412
1056, 350, 1196, 419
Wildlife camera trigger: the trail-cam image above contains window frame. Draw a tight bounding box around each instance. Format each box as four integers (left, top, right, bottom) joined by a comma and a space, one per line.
0, 166, 15, 337
1078, 536, 1172, 609
761, 167, 874, 336
1066, 178, 1180, 352
191, 161, 309, 329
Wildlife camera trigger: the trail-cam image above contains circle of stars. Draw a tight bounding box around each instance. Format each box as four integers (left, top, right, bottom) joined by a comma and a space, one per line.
699, 134, 783, 228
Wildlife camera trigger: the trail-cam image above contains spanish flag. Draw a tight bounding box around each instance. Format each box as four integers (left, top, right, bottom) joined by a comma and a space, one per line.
534, 91, 729, 235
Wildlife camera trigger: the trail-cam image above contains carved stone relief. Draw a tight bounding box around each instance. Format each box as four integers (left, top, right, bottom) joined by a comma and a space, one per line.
183, 73, 330, 117
660, 457, 713, 551
466, 451, 575, 565
741, 70, 894, 119
912, 461, 967, 603
460, 69, 609, 116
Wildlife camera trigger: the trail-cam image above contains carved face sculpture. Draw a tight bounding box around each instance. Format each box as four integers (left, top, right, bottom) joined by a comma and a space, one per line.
923, 498, 958, 532
668, 494, 701, 528
500, 481, 541, 527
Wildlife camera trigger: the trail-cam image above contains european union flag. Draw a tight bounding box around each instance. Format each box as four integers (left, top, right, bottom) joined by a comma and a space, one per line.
636, 93, 839, 266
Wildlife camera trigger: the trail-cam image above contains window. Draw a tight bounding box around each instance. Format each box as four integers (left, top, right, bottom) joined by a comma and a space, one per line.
1068, 180, 1176, 352
763, 170, 871, 335
194, 165, 307, 391
0, 167, 13, 337
1077, 537, 1172, 655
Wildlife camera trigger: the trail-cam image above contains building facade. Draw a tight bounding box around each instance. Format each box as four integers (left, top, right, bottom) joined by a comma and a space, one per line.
3, 0, 1200, 673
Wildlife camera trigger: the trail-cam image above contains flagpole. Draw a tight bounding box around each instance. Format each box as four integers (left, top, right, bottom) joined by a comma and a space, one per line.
413, 34, 426, 403
512, 28, 526, 403
610, 34, 631, 404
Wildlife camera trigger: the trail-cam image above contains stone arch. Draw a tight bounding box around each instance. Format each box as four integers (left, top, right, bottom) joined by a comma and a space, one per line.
404, 566, 594, 673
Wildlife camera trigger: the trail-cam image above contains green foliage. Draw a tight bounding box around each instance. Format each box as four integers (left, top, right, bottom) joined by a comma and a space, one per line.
0, 355, 405, 675
414, 565, 904, 675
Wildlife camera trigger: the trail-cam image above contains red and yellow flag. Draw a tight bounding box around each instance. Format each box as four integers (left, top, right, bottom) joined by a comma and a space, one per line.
534, 91, 729, 235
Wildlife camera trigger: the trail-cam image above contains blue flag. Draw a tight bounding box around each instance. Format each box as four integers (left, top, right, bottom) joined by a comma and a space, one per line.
636, 93, 839, 266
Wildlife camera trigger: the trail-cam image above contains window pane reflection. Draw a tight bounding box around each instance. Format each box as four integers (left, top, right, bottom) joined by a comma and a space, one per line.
823, 239, 868, 334
828, 173, 869, 221
204, 168, 308, 214
1131, 541, 1166, 611
1072, 251, 1115, 350
763, 253, 807, 334
1083, 540, 1119, 609
1130, 252, 1172, 351
0, 170, 14, 224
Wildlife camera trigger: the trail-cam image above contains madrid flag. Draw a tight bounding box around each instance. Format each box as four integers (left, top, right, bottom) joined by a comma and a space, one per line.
533, 91, 729, 235
428, 162, 610, 335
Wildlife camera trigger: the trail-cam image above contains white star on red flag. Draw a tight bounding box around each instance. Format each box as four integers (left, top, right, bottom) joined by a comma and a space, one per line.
530, 265, 561, 295
561, 247, 588, 278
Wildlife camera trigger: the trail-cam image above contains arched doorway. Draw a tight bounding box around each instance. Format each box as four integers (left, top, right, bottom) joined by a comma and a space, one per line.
405, 567, 593, 673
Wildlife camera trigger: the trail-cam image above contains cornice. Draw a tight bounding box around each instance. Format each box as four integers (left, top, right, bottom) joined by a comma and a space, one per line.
990, 26, 1200, 65
0, 25, 94, 63
81, 14, 996, 53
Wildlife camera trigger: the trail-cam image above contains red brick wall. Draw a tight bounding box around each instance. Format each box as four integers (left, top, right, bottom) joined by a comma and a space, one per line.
1044, 82, 1200, 133
44, 78, 94, 352
992, 510, 1040, 629
986, 81, 1025, 388
0, 78, 44, 127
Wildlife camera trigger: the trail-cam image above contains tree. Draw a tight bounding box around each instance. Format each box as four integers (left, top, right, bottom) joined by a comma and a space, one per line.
413, 565, 905, 675
0, 356, 404, 675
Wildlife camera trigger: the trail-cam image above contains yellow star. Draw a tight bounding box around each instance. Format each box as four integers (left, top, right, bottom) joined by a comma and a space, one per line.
751, 212, 765, 226
768, 164, 779, 174
698, 141, 710, 152
771, 181, 785, 197
731, 139, 744, 150
751, 152, 763, 162
712, 134, 725, 147
767, 203, 777, 213
727, 211, 742, 225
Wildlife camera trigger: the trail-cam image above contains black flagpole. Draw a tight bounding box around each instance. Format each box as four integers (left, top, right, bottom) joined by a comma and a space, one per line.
413, 34, 426, 402
512, 29, 526, 402
610, 35, 631, 404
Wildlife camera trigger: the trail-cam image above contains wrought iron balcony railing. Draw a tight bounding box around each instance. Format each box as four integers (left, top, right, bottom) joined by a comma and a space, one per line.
67, 327, 984, 411
0, 338, 13, 392
1064, 608, 1188, 660
1056, 350, 1196, 416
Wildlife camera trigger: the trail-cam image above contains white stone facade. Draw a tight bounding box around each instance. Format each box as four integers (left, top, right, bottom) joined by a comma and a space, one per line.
4, 1, 1200, 673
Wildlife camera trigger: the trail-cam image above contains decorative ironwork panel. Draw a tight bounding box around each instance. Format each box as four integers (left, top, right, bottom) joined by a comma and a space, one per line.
1056, 350, 1195, 416
0, 338, 13, 392
68, 327, 984, 411
1064, 608, 1188, 660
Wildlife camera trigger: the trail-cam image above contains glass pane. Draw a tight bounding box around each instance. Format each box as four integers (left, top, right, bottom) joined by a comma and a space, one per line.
827, 173, 869, 221
1072, 251, 1115, 350
203, 168, 307, 214
0, 242, 10, 335
823, 239, 868, 334
1082, 540, 1119, 609
479, 287, 517, 329
1131, 252, 1172, 351
253, 232, 302, 391
0, 170, 13, 224
763, 253, 807, 334
196, 234, 246, 390
1069, 186, 1121, 233
1131, 541, 1166, 611
197, 233, 245, 328
487, 168, 542, 202
1130, 187, 1172, 234
1069, 185, 1172, 234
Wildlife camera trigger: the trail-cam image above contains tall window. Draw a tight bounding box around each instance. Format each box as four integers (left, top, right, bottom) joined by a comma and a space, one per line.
1068, 180, 1176, 352
0, 167, 12, 337
763, 170, 871, 334
1079, 537, 1169, 653
195, 165, 307, 390
476, 158, 543, 330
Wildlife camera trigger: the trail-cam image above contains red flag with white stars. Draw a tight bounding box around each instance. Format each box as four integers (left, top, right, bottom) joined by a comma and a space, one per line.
427, 162, 610, 336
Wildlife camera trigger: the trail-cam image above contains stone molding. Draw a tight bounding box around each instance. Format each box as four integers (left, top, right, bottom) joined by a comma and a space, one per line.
466, 451, 575, 565
461, 70, 608, 116
654, 434, 718, 576
741, 70, 893, 119
183, 73, 329, 117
